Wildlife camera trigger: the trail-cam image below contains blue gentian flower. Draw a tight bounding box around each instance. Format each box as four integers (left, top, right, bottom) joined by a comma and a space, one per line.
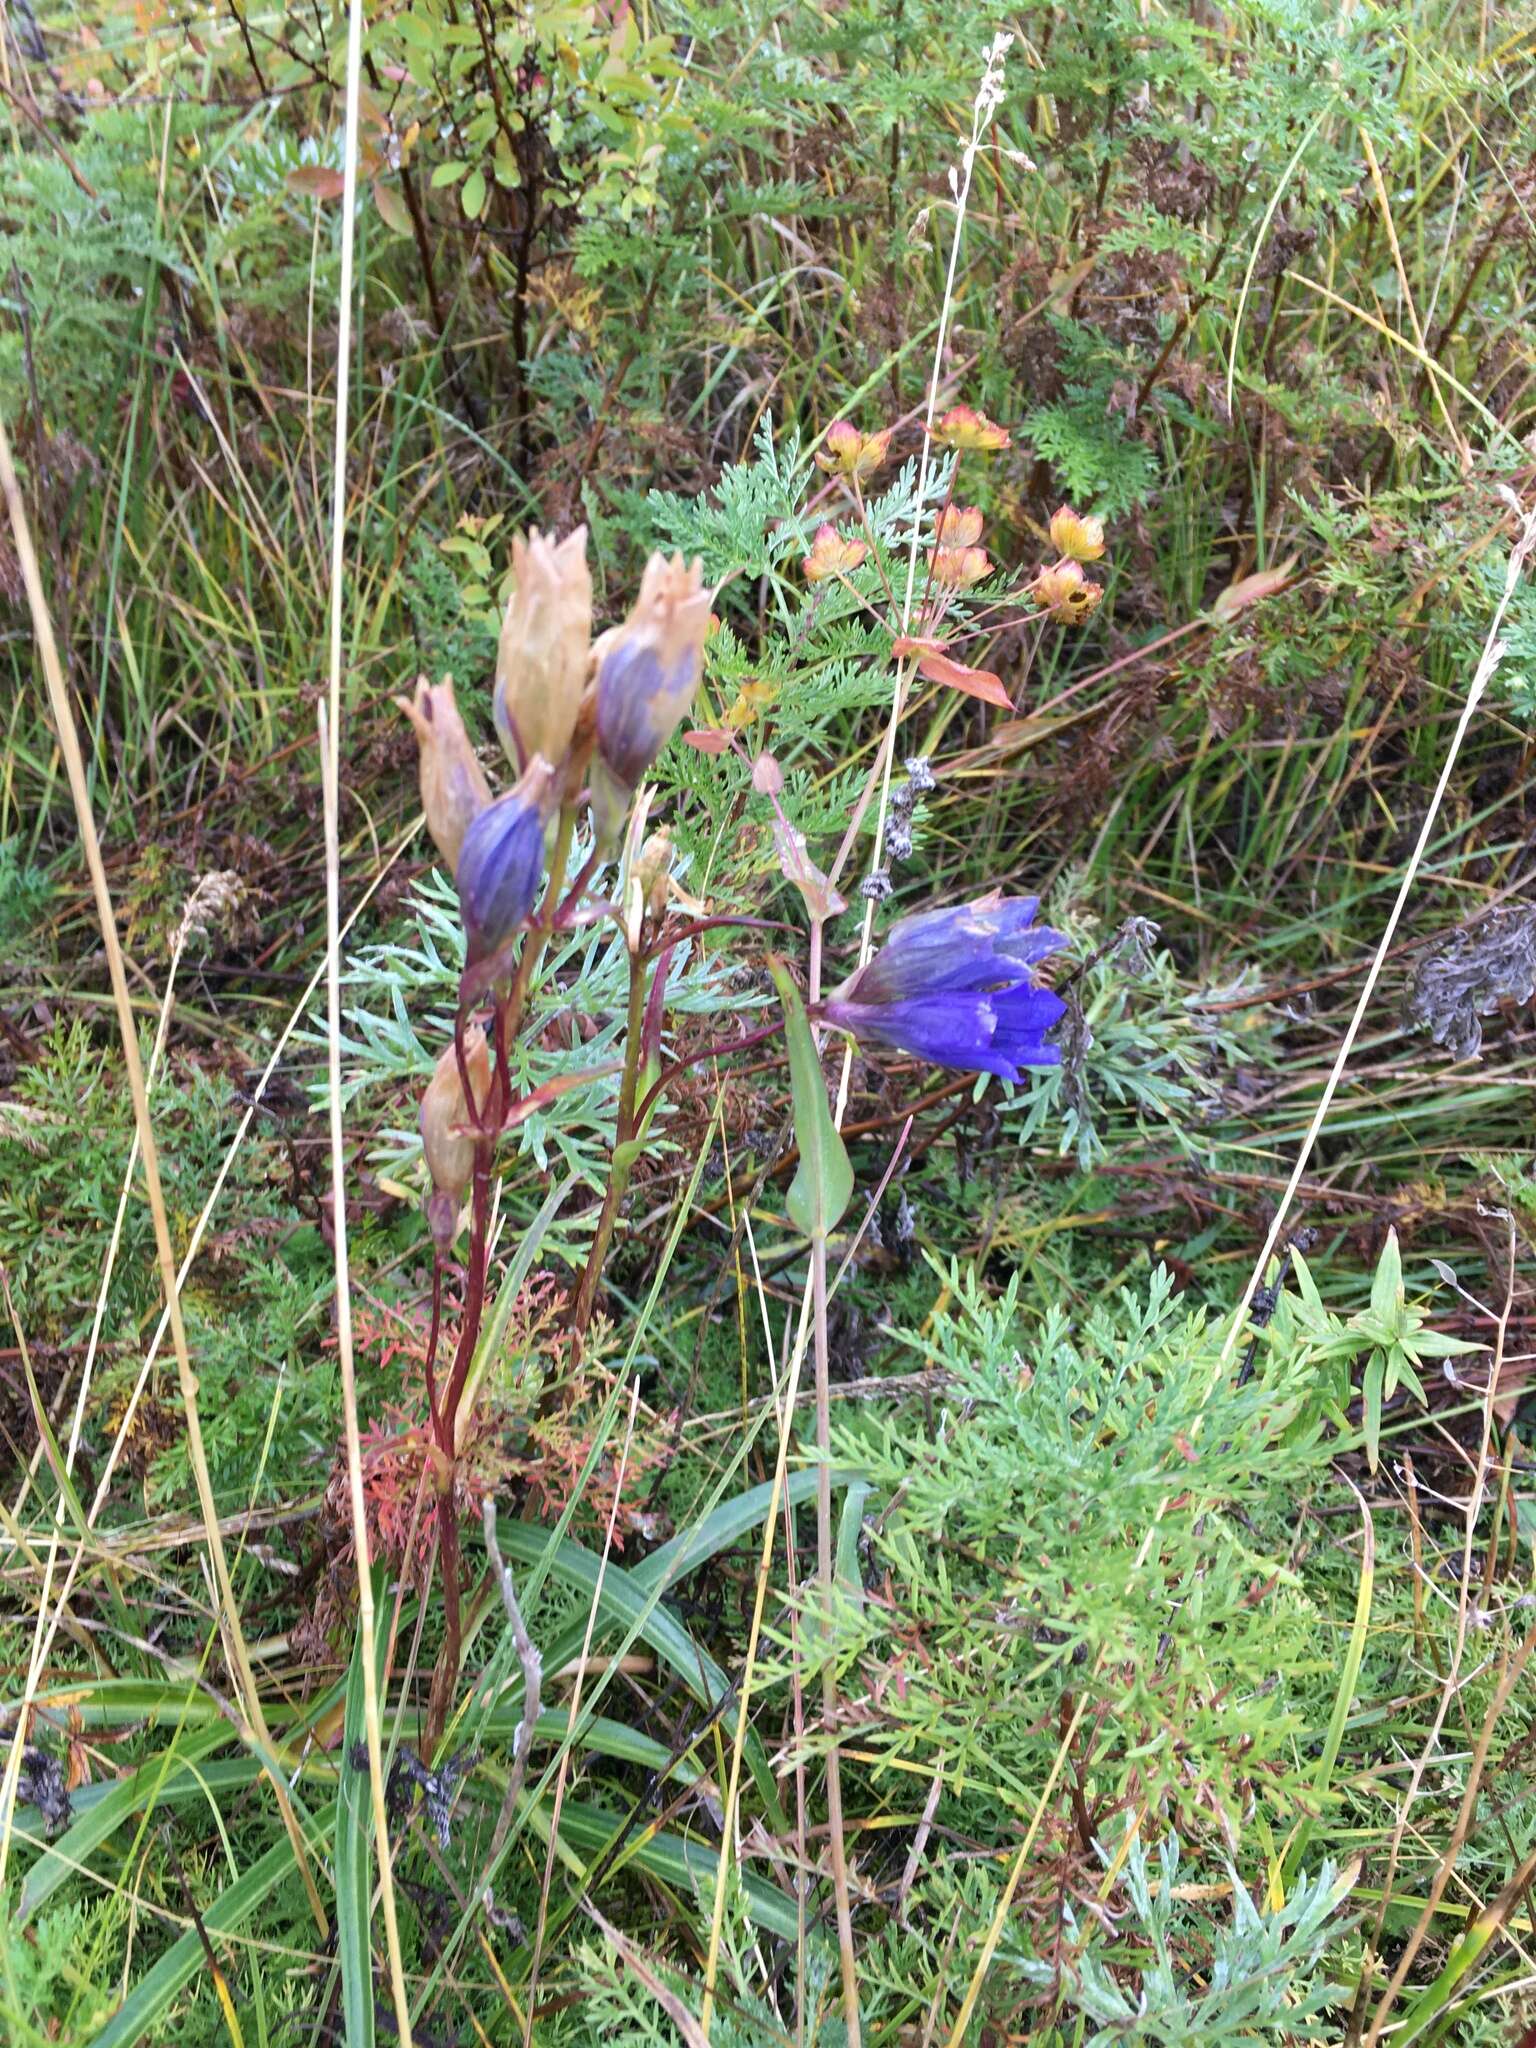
455, 761, 555, 971
820, 894, 1066, 1080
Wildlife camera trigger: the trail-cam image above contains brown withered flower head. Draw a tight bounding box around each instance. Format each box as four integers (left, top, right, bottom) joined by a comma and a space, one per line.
419, 1024, 492, 1249
493, 526, 592, 774
395, 676, 492, 872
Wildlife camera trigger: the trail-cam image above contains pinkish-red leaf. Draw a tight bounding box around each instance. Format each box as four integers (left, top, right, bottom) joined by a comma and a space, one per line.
1211, 554, 1299, 623
286, 165, 347, 200
917, 651, 1012, 709
683, 727, 735, 754
499, 1061, 623, 1133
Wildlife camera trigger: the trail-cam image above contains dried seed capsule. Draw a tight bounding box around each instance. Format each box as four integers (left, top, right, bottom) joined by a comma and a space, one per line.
395, 676, 492, 871
493, 526, 592, 773
420, 1024, 491, 1248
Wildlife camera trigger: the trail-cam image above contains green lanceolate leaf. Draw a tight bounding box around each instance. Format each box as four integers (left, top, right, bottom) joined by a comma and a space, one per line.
766, 953, 852, 1239
1369, 1225, 1403, 1326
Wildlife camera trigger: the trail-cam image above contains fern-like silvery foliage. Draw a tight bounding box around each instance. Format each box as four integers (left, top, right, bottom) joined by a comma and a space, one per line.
1011, 1826, 1350, 2044
301, 861, 757, 1198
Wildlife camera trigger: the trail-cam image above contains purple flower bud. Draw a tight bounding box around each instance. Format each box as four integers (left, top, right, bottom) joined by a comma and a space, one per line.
455, 758, 556, 971
821, 893, 1067, 1081
592, 552, 711, 839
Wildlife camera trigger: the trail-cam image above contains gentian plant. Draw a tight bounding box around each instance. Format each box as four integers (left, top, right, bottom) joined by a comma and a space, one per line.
396, 529, 716, 1740
394, 409, 1083, 1825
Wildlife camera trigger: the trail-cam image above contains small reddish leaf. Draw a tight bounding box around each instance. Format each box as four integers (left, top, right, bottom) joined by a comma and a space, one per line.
916, 650, 1012, 709
891, 634, 948, 659
286, 165, 347, 200
683, 727, 735, 754
500, 1062, 623, 1132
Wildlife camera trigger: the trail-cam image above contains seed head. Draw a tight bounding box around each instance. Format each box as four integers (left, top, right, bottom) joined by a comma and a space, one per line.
932, 405, 1010, 453
803, 524, 868, 583
935, 504, 984, 547
1028, 557, 1104, 625
814, 421, 894, 481
929, 544, 991, 589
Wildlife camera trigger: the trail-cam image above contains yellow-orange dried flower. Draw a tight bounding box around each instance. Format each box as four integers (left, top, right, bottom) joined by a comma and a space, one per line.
803, 524, 868, 582
1048, 506, 1105, 563
815, 421, 894, 481
1028, 557, 1103, 625
935, 504, 984, 547
929, 544, 991, 589
933, 405, 1010, 453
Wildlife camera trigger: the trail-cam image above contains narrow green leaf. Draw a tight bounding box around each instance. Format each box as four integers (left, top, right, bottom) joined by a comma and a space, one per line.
1288, 1246, 1326, 1320
766, 954, 852, 1238
483, 1467, 851, 1836
1409, 1330, 1484, 1359
551, 1801, 798, 1939
1283, 1478, 1373, 1889
17, 1726, 229, 1924
1362, 1353, 1385, 1473
336, 1585, 387, 2048
92, 1803, 336, 2048
835, 1478, 870, 1597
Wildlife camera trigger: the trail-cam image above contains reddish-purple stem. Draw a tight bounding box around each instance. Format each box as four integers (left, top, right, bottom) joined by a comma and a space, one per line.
424, 1255, 444, 1432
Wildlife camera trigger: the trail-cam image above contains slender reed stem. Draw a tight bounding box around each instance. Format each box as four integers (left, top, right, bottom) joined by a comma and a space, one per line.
813, 1217, 860, 2046
424, 1255, 443, 1427
806, 914, 860, 2045
569, 946, 650, 1340
426, 1144, 491, 1750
